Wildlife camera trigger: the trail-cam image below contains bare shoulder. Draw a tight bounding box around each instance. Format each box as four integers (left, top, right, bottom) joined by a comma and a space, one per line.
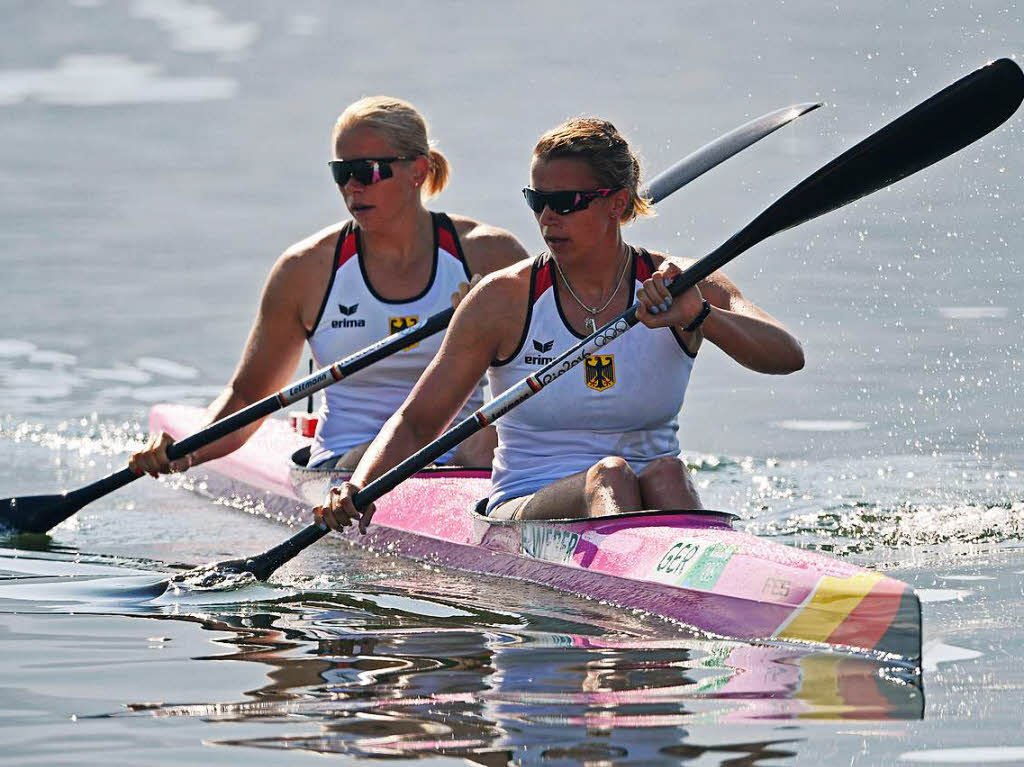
261, 222, 344, 329
275, 222, 343, 279
453, 258, 534, 352
263, 222, 341, 296
477, 257, 535, 298
448, 214, 531, 275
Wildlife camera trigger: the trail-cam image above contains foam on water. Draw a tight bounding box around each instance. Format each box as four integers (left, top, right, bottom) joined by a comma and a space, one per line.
28, 350, 78, 366
132, 0, 259, 55
80, 364, 153, 384
0, 339, 218, 421
0, 55, 237, 107
0, 340, 38, 357
920, 640, 984, 672
916, 588, 971, 603
939, 306, 1010, 320
899, 747, 1024, 763
774, 419, 870, 432
135, 357, 199, 380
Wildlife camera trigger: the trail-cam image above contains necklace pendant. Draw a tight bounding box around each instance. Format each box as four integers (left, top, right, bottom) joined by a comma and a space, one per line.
585, 317, 597, 334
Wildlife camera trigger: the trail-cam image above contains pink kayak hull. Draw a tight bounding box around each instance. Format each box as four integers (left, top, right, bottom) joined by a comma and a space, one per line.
150, 404, 921, 664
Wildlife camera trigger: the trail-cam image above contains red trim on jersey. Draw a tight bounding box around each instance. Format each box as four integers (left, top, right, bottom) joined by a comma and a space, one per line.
533, 261, 554, 301
335, 230, 358, 270
438, 225, 458, 259
636, 251, 654, 282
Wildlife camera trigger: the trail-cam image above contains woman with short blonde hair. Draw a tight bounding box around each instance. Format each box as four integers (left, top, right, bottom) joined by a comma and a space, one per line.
131, 97, 527, 477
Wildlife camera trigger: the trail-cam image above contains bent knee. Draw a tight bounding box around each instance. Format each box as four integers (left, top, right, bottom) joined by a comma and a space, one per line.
587, 456, 637, 485
639, 456, 690, 483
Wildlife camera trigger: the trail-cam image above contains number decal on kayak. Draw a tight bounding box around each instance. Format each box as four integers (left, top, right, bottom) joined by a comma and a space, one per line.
521, 526, 581, 565
652, 541, 736, 589
681, 544, 736, 590
655, 541, 702, 576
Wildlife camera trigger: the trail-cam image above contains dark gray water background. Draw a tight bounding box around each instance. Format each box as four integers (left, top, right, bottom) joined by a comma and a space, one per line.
1, 1, 1022, 764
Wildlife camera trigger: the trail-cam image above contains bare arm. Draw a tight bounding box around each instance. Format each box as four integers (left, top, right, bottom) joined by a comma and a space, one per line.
640, 254, 804, 375
696, 270, 805, 374
193, 252, 312, 461
351, 275, 509, 487
130, 240, 323, 476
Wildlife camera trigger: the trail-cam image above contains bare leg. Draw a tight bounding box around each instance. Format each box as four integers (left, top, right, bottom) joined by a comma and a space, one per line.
637, 456, 702, 510
451, 425, 497, 468
493, 457, 644, 521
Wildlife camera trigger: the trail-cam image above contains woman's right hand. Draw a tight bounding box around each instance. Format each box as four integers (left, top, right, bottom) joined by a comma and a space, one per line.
314, 481, 377, 535
450, 273, 483, 309
129, 432, 192, 477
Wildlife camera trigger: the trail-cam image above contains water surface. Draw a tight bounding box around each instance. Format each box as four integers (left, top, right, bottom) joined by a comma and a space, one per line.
2, 1, 1023, 764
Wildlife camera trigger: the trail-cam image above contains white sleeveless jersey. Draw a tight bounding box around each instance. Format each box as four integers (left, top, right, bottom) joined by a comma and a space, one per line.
485, 249, 697, 509
307, 213, 481, 466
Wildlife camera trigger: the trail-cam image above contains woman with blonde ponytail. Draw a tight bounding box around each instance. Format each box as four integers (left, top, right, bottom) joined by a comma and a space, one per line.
317, 116, 805, 532
130, 97, 527, 477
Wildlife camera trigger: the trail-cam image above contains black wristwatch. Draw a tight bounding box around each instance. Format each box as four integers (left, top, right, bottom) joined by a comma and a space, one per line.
682, 299, 712, 333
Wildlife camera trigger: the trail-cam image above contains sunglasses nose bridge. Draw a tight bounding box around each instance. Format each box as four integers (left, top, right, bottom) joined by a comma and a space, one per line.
537, 202, 561, 221
342, 173, 366, 190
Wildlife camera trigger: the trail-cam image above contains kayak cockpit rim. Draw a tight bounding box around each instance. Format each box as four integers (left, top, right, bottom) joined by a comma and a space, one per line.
472, 505, 740, 528
289, 447, 738, 527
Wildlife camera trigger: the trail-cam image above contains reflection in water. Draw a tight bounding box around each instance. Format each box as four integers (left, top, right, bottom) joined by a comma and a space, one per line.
63, 586, 923, 763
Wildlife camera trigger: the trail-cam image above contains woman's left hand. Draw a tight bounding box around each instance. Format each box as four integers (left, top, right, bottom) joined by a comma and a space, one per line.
635, 263, 706, 331
451, 273, 483, 309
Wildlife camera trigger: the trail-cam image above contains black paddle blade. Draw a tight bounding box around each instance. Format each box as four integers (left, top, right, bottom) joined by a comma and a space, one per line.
754, 57, 1024, 243
0, 493, 85, 535
0, 466, 139, 534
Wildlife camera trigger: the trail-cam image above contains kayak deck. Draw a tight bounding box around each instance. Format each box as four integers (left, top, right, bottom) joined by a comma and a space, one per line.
151, 404, 922, 665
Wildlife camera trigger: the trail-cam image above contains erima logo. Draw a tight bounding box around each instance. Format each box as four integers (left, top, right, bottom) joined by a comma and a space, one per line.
524, 339, 557, 366
332, 302, 365, 328
525, 339, 554, 366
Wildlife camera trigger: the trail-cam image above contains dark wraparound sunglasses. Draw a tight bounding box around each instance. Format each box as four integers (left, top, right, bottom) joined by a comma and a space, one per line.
329, 156, 417, 186
522, 187, 621, 215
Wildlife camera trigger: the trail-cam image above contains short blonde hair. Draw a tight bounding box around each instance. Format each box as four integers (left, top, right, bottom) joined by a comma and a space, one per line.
533, 117, 653, 222
332, 96, 449, 197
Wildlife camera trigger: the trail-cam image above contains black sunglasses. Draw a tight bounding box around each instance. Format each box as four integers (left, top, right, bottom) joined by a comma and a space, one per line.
329, 156, 417, 186
522, 187, 621, 215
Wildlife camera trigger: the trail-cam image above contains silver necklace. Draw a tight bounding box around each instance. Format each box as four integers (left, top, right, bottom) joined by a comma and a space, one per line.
552, 248, 631, 333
